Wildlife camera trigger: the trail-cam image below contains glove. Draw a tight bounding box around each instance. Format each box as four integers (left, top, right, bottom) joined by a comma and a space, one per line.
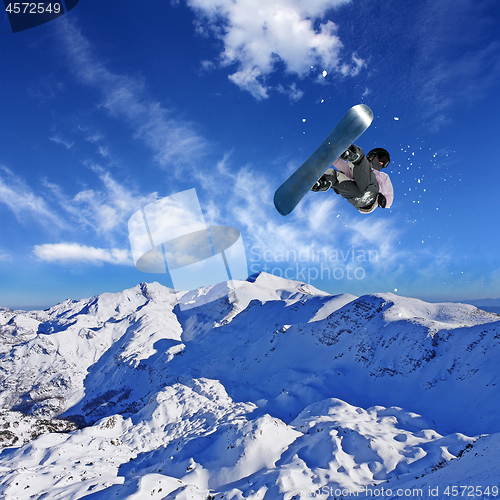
377, 193, 387, 208
340, 144, 364, 164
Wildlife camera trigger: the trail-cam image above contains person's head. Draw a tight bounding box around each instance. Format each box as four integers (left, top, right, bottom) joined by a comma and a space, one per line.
367, 148, 390, 170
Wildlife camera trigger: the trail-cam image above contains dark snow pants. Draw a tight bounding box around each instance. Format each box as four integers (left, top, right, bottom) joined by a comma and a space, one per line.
331, 157, 379, 210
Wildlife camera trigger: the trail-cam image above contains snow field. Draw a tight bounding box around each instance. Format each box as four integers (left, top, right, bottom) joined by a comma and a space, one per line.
0, 273, 498, 499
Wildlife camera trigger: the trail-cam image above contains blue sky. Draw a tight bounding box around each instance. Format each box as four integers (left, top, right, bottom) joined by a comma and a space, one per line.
1, 0, 500, 309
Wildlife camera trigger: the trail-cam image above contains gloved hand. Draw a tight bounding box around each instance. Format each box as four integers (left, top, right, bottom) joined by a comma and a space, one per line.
377, 193, 387, 208
340, 144, 364, 164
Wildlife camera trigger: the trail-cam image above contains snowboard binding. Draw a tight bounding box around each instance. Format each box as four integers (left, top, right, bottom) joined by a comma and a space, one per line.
311, 178, 332, 192
311, 170, 338, 192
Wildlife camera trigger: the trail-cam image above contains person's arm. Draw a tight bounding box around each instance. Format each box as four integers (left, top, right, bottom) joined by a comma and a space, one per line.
373, 171, 394, 208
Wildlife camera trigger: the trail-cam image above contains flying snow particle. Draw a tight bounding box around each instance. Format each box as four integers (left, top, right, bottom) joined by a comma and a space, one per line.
302, 119, 306, 122
394, 288, 398, 292
322, 70, 328, 78
394, 117, 400, 121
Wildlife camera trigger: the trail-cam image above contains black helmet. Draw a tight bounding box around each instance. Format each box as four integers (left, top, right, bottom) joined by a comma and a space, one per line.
367, 148, 390, 169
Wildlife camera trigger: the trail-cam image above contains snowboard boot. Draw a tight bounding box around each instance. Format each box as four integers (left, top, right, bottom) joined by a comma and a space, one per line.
340, 145, 364, 164
311, 169, 338, 192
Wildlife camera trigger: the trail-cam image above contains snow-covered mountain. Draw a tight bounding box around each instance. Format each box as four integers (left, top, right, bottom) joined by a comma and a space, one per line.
0, 273, 498, 499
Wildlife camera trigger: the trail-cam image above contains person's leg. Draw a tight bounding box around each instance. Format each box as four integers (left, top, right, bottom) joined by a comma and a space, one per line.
333, 158, 378, 199
311, 168, 338, 191
351, 157, 379, 194
332, 174, 363, 198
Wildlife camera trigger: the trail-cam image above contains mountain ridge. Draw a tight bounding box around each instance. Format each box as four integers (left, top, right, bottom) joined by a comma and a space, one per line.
0, 273, 498, 499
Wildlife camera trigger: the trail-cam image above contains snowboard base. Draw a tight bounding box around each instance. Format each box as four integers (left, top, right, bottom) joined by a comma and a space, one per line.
274, 104, 373, 216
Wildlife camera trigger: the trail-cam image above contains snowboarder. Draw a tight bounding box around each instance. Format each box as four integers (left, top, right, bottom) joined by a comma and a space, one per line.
311, 145, 394, 213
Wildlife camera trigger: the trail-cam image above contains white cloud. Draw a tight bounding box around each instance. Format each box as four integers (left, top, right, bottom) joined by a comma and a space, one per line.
0, 249, 11, 261
186, 0, 361, 98
228, 67, 269, 100
82, 129, 104, 144
340, 53, 365, 77
28, 74, 63, 102
0, 167, 67, 230
49, 135, 74, 150
204, 163, 340, 258
33, 243, 133, 266
193, 155, 404, 284
346, 217, 402, 263
56, 20, 209, 173
43, 166, 158, 239
97, 146, 109, 158
0, 162, 159, 262
412, 0, 500, 128
277, 83, 304, 102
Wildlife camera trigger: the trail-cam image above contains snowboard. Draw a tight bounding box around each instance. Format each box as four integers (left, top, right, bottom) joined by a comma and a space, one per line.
273, 104, 374, 216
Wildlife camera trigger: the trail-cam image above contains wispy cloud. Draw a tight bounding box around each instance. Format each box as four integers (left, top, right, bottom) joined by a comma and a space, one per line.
1, 162, 159, 265
421, 41, 500, 129
28, 74, 63, 102
346, 217, 401, 262
0, 166, 68, 230
277, 83, 304, 102
43, 164, 158, 241
413, 0, 500, 127
49, 135, 74, 150
97, 146, 109, 158
56, 19, 210, 173
198, 158, 402, 272
0, 249, 12, 262
81, 128, 104, 144
186, 0, 361, 99
340, 53, 365, 77
33, 243, 133, 266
